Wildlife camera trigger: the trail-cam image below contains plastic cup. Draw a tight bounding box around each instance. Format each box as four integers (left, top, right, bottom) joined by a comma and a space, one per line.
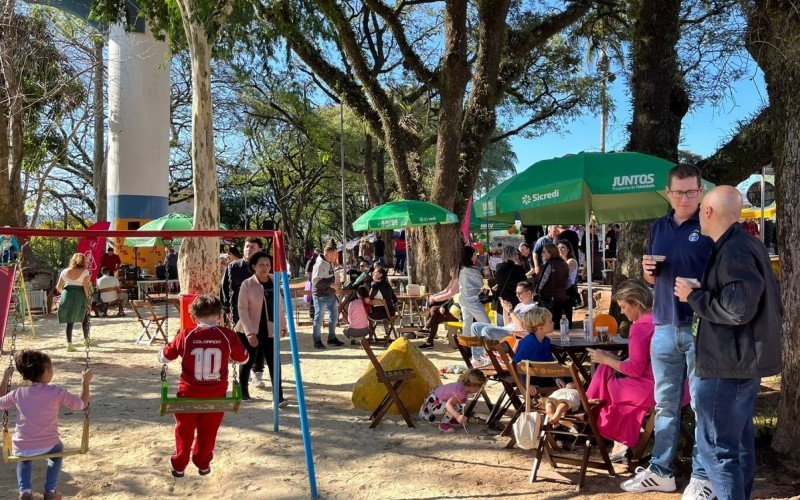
677, 277, 701, 302
649, 255, 666, 277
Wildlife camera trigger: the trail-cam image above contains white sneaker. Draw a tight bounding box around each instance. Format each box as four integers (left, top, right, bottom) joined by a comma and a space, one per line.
682, 477, 717, 499
255, 381, 267, 390
620, 466, 676, 492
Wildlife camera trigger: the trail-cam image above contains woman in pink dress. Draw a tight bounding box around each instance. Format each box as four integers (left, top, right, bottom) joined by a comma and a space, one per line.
586, 279, 688, 462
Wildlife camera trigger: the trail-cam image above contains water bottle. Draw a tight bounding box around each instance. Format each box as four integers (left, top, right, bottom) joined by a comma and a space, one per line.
583, 317, 592, 341
560, 317, 570, 344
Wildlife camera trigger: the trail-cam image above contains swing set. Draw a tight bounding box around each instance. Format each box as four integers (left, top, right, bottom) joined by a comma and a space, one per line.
1, 248, 90, 464
0, 228, 318, 499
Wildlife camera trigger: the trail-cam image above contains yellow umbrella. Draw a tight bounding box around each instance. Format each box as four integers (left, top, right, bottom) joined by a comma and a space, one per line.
740, 206, 776, 219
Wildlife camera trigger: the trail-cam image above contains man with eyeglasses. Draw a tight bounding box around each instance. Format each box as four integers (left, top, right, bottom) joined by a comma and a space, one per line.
621, 164, 715, 497
466, 281, 538, 363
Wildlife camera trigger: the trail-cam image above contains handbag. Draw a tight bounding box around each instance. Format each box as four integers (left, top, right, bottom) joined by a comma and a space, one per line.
513, 365, 542, 450
478, 291, 494, 304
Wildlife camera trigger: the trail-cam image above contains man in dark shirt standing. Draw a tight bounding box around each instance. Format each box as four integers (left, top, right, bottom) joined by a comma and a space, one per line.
532, 225, 560, 275
675, 186, 782, 500
373, 235, 385, 266
621, 164, 714, 495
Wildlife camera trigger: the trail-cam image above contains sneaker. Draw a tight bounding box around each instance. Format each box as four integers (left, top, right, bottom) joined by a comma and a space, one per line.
403, 332, 418, 340
198, 467, 211, 476
620, 466, 676, 492
170, 468, 185, 478
327, 337, 345, 346
19, 492, 32, 500
278, 398, 290, 408
255, 381, 267, 390
418, 342, 434, 349
43, 493, 62, 500
682, 477, 717, 499
313, 341, 326, 349
439, 422, 456, 432
66, 343, 76, 352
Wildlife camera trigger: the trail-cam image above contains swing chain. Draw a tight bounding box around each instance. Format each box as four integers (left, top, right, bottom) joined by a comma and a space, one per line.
2, 255, 23, 431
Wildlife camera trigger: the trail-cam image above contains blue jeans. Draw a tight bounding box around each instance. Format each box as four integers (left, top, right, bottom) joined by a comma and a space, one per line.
312, 295, 339, 342
649, 324, 707, 479
460, 300, 490, 361
17, 442, 63, 493
694, 377, 759, 500
468, 322, 510, 359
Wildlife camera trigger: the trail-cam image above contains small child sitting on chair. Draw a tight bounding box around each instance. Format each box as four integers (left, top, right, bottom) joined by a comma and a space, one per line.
344, 287, 371, 342
158, 294, 248, 478
545, 382, 581, 428
419, 369, 487, 432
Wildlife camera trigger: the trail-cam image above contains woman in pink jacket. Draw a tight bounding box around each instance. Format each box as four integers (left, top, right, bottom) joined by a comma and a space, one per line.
586, 280, 688, 462
235, 251, 287, 403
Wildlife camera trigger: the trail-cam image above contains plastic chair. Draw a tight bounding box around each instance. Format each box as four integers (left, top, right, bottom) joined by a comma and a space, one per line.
592, 314, 618, 336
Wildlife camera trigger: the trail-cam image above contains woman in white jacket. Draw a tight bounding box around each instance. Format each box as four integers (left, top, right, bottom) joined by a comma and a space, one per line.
235, 251, 288, 403
458, 246, 490, 364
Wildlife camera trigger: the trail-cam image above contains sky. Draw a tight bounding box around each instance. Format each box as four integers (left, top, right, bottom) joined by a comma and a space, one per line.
508, 67, 769, 172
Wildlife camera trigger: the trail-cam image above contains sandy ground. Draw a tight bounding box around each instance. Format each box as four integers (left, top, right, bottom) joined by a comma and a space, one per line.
1, 308, 799, 499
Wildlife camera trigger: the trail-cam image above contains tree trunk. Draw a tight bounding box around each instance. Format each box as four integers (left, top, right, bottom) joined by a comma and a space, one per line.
92, 38, 107, 222
613, 0, 688, 318
414, 0, 470, 288
175, 4, 221, 295
0, 4, 25, 228
745, 0, 800, 458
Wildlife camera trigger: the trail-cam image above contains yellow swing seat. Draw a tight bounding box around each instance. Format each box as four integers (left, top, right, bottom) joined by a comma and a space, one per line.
2, 417, 89, 464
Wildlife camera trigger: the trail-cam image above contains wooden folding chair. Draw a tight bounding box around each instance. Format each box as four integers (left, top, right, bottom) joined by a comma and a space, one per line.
482, 339, 522, 427
131, 300, 169, 345
453, 334, 496, 418
628, 405, 695, 473
496, 341, 558, 448
366, 300, 401, 345
360, 339, 416, 428
520, 361, 615, 491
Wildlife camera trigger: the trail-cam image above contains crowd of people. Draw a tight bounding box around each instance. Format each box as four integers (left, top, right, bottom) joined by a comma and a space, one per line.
1, 162, 783, 499
431, 164, 782, 499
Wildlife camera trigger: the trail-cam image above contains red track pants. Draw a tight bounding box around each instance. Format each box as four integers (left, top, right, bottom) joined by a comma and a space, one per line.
170, 412, 225, 472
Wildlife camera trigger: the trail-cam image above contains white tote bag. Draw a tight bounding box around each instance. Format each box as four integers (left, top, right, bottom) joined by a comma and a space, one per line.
513, 368, 542, 450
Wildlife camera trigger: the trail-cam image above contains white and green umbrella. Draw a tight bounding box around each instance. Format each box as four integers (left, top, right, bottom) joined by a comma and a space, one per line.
352, 200, 459, 284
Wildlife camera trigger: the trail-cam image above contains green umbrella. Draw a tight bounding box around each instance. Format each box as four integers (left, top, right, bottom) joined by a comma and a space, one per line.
474, 151, 713, 326
352, 200, 458, 284
123, 214, 227, 247
351, 199, 458, 231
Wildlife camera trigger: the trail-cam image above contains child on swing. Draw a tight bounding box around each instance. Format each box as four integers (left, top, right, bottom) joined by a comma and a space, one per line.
158, 294, 248, 478
419, 369, 487, 432
0, 350, 92, 500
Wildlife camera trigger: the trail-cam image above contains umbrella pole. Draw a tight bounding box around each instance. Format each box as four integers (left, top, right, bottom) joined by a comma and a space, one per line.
584, 202, 594, 333
601, 224, 607, 270
406, 228, 412, 286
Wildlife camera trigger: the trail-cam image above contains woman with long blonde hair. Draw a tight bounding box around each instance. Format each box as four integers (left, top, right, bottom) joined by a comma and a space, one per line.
56, 253, 92, 351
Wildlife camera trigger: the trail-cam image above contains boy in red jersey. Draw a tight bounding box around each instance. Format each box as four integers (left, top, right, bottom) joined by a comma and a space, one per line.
158, 294, 248, 477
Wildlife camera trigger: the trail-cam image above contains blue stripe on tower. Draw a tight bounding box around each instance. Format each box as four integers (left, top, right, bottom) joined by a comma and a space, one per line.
108, 195, 169, 220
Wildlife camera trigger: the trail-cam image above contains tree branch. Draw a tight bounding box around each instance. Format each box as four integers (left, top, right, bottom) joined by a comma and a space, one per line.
363, 0, 438, 85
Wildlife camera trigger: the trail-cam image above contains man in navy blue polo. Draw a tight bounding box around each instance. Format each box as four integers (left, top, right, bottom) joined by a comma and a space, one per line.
621, 164, 715, 497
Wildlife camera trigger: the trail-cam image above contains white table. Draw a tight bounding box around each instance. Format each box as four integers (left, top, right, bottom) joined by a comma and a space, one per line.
137, 279, 179, 301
